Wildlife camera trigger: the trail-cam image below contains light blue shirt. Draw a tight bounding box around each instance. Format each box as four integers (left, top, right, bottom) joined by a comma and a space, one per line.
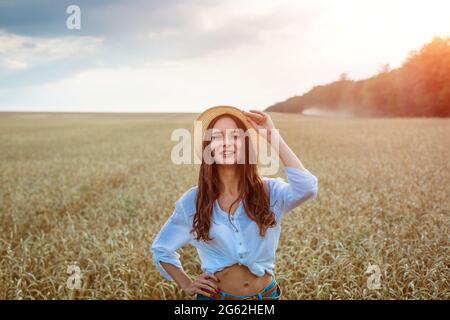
150, 166, 318, 281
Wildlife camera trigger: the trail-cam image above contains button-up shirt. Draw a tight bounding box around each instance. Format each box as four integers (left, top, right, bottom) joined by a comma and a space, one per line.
151, 166, 318, 281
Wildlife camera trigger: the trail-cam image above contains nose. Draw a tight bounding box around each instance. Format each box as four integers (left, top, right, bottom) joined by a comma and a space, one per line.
223, 133, 234, 148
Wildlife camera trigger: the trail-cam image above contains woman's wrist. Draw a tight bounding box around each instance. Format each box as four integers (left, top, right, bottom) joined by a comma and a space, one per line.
180, 277, 193, 291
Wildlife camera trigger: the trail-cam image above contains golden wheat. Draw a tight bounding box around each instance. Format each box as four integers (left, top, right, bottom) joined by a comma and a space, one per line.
0, 112, 448, 299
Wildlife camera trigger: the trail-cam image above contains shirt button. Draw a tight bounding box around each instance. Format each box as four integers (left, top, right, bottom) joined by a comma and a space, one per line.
239, 242, 242, 245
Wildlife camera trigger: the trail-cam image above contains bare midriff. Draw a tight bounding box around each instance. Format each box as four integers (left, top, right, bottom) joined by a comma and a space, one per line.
214, 263, 273, 296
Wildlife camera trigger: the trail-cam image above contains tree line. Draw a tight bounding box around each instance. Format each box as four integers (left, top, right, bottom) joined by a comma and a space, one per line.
266, 37, 450, 117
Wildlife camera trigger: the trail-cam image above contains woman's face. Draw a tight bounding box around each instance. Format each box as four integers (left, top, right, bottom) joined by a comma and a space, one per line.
209, 116, 245, 165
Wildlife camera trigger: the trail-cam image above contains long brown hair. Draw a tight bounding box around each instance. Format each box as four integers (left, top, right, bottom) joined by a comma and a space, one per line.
192, 113, 276, 242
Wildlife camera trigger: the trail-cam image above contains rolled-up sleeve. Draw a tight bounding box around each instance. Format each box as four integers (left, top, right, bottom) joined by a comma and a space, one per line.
271, 166, 318, 216
150, 199, 191, 281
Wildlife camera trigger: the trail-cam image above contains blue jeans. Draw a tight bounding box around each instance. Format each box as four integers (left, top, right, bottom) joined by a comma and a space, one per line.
196, 276, 280, 300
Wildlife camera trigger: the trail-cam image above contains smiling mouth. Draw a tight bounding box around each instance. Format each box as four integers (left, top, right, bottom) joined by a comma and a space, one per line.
221, 150, 235, 157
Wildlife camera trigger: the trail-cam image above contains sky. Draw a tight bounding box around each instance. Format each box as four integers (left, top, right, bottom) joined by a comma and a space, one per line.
0, 0, 449, 112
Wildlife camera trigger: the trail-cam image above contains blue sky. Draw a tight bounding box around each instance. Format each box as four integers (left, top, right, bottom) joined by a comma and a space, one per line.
0, 0, 449, 112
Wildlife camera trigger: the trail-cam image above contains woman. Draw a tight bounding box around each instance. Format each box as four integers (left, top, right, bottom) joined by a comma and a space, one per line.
151, 105, 318, 300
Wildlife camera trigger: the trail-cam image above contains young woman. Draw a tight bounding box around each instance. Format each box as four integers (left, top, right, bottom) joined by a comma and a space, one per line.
151, 106, 318, 300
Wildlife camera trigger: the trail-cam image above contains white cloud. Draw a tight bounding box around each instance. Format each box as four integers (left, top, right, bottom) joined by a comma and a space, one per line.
0, 30, 104, 71
4, 59, 27, 70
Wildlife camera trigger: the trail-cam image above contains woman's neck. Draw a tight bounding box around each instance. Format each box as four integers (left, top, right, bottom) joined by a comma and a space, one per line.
217, 165, 240, 197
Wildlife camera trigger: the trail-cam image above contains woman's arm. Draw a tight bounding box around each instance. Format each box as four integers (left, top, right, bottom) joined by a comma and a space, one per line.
151, 198, 219, 297
243, 109, 318, 215
243, 109, 307, 171
160, 262, 219, 297
268, 128, 306, 170
160, 262, 193, 291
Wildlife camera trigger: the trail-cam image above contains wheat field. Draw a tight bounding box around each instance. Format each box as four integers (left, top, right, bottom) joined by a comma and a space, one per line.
0, 112, 449, 300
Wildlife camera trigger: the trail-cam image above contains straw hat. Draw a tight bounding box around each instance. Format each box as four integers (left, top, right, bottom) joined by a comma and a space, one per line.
193, 105, 259, 164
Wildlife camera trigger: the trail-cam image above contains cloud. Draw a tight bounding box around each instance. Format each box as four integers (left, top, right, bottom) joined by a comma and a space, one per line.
0, 0, 208, 37
0, 0, 320, 62
0, 30, 103, 57
4, 59, 28, 70
0, 30, 103, 85
0, 0, 320, 87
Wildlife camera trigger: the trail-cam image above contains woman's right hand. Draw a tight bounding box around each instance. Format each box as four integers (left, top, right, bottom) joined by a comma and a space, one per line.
182, 273, 220, 297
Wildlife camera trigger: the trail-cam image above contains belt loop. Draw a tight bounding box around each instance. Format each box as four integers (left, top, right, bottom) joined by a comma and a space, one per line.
220, 292, 225, 300
258, 292, 263, 300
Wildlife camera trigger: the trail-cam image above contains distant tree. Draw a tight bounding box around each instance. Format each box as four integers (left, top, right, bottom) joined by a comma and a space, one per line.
339, 72, 349, 81
378, 63, 391, 74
